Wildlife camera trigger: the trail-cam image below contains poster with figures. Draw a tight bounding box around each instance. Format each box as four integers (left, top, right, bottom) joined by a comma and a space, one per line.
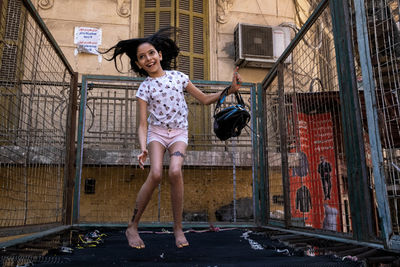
290, 112, 340, 231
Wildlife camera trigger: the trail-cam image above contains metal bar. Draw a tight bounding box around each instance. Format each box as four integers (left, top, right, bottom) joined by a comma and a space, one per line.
24, 45, 38, 223
0, 225, 71, 248
262, 225, 385, 250
63, 72, 78, 225
353, 0, 392, 248
81, 74, 253, 87
260, 84, 270, 225
72, 75, 88, 224
0, 80, 73, 87
74, 222, 257, 229
330, 0, 374, 241
157, 184, 161, 222
0, 223, 64, 237
232, 139, 237, 222
257, 83, 267, 224
261, 0, 329, 89
251, 83, 260, 224
277, 63, 291, 227
124, 89, 129, 147
268, 220, 285, 227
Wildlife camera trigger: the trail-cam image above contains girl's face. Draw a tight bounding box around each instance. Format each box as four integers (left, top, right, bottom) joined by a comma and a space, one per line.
135, 42, 164, 77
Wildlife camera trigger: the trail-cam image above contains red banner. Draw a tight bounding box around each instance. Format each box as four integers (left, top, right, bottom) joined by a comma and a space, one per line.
290, 112, 340, 231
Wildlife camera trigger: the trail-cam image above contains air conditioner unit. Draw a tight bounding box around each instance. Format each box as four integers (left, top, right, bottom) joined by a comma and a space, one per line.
234, 23, 291, 68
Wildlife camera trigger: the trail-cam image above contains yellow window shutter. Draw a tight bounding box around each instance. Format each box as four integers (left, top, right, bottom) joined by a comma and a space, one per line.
141, 0, 174, 37
176, 0, 208, 80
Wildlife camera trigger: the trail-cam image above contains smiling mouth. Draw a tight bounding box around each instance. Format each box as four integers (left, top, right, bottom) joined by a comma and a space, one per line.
146, 62, 155, 68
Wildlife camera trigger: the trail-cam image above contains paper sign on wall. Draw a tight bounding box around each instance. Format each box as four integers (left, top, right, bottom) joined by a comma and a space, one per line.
74, 27, 102, 55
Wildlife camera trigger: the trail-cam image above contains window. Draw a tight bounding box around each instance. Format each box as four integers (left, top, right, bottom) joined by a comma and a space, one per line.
140, 0, 209, 80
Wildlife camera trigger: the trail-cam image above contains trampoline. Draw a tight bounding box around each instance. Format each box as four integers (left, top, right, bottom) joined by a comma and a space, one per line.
1, 227, 362, 267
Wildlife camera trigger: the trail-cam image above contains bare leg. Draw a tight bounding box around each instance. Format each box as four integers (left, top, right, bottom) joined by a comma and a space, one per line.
168, 141, 189, 248
126, 141, 165, 248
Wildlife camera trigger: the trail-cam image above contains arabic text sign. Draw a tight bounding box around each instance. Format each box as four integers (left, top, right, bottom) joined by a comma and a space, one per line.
74, 27, 102, 55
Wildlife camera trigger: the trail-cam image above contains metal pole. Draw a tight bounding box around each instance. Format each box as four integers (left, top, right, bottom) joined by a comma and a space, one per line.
158, 184, 161, 222
73, 75, 88, 223
330, 0, 374, 241
277, 63, 291, 227
232, 139, 237, 222
257, 83, 268, 224
353, 0, 392, 247
251, 83, 261, 224
64, 72, 78, 225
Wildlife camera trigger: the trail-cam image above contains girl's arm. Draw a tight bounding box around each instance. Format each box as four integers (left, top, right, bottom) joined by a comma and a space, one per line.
186, 67, 242, 105
137, 98, 148, 169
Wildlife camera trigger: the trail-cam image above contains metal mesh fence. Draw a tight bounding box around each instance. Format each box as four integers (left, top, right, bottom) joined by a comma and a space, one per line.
0, 0, 75, 229
75, 76, 255, 224
262, 2, 353, 234
359, 0, 400, 236
2, 0, 399, 251
262, 0, 400, 248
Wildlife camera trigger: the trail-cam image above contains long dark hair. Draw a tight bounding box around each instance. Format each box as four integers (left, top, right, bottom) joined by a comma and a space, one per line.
102, 27, 180, 76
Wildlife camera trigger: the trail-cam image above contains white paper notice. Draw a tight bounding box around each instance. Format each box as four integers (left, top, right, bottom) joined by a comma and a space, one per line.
74, 27, 102, 55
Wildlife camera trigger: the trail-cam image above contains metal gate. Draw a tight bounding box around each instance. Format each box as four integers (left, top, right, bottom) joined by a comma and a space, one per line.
73, 75, 258, 226
0, 0, 77, 236
259, 0, 400, 250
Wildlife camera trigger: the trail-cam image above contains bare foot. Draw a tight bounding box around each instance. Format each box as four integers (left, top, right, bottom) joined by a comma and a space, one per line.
174, 229, 189, 248
126, 226, 145, 249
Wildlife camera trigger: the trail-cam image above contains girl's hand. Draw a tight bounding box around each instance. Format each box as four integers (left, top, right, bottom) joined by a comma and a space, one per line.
229, 66, 242, 94
137, 149, 148, 169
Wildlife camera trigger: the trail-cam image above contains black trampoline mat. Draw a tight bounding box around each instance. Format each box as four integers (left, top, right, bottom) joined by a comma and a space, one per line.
34, 228, 361, 267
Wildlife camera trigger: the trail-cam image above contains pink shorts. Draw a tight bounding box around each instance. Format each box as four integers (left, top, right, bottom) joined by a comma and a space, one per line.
147, 125, 188, 148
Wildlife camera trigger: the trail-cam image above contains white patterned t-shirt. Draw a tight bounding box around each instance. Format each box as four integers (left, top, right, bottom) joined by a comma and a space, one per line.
136, 70, 189, 129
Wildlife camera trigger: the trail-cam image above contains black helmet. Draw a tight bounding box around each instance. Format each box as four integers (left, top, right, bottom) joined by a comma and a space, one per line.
213, 86, 251, 141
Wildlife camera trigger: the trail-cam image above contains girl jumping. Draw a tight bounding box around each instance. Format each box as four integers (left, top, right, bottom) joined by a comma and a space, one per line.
104, 27, 242, 249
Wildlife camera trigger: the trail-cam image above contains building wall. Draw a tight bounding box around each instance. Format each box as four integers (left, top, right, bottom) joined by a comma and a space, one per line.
32, 0, 137, 76
33, 0, 295, 83
29, 0, 296, 223
216, 0, 295, 82
0, 166, 64, 227
79, 166, 253, 223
